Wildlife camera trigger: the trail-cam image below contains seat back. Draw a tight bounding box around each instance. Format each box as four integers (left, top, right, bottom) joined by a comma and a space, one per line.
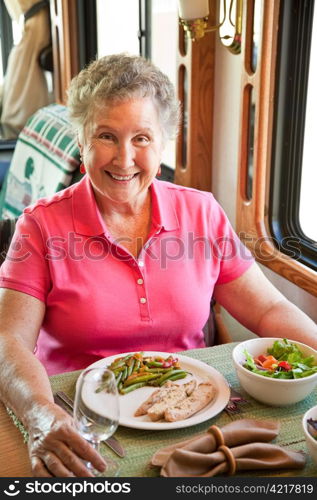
203, 299, 233, 346
0, 218, 17, 266
0, 104, 82, 219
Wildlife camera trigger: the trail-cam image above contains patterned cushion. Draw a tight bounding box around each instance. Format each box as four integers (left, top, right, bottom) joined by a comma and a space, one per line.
0, 104, 80, 219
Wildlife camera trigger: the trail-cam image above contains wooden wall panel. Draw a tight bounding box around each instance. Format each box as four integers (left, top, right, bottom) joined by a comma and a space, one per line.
50, 0, 79, 104
174, 1, 216, 192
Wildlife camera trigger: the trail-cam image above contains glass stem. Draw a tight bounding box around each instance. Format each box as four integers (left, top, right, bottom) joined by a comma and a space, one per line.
85, 439, 100, 471
90, 439, 100, 453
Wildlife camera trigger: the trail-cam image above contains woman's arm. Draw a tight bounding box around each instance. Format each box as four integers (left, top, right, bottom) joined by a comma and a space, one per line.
0, 288, 106, 477
213, 263, 317, 349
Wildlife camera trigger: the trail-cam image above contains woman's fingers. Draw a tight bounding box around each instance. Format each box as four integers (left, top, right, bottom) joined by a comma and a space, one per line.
28, 412, 106, 477
30, 456, 54, 477
50, 440, 101, 477
66, 435, 107, 473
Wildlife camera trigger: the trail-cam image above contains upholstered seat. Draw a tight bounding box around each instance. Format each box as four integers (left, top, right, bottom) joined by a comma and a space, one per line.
0, 104, 81, 219
0, 217, 17, 266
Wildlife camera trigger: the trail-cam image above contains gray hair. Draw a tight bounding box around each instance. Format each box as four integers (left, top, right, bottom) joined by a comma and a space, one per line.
67, 53, 180, 142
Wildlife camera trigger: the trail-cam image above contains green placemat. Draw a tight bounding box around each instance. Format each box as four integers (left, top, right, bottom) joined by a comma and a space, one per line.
8, 344, 317, 477
49, 344, 317, 477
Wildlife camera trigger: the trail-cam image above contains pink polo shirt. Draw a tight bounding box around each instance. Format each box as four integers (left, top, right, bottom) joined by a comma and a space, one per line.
0, 177, 254, 375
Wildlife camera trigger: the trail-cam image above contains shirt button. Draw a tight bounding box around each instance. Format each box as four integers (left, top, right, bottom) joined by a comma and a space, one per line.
140, 297, 147, 304
137, 278, 144, 285
138, 260, 144, 267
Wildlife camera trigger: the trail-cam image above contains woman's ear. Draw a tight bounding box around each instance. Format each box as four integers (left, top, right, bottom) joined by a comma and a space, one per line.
77, 131, 84, 157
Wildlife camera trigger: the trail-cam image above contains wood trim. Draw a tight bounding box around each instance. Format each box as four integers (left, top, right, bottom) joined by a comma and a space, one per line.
174, 0, 215, 192
236, 0, 317, 297
50, 0, 80, 104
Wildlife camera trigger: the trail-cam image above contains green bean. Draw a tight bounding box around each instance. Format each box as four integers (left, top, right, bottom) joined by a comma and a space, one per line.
123, 373, 161, 387
121, 366, 128, 382
144, 367, 172, 373
112, 365, 127, 376
161, 372, 187, 385
152, 369, 174, 385
127, 358, 135, 377
120, 382, 147, 394
109, 359, 126, 370
145, 360, 164, 367
155, 369, 187, 386
133, 359, 141, 372
115, 371, 123, 386
108, 352, 186, 393
122, 353, 133, 362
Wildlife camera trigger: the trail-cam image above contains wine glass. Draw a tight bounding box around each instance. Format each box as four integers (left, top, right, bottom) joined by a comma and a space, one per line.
73, 366, 120, 476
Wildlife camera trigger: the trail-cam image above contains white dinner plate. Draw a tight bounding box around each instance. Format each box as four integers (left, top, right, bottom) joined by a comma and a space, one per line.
86, 351, 230, 430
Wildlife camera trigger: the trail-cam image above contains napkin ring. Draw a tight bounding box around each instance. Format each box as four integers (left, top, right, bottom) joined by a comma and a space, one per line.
208, 425, 225, 447
218, 445, 236, 475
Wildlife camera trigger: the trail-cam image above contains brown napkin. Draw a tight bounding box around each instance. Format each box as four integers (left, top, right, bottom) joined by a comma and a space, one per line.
151, 419, 306, 477
152, 419, 279, 466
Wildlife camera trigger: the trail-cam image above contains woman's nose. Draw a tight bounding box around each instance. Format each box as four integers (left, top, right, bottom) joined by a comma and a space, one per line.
112, 143, 135, 168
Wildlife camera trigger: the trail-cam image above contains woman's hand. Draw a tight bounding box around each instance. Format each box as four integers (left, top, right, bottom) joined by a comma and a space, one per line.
27, 402, 106, 477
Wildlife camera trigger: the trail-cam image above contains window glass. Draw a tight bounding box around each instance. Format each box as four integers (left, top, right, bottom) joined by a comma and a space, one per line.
96, 0, 139, 57
12, 19, 22, 46
299, 5, 317, 241
96, 0, 178, 169
251, 0, 262, 72
150, 0, 178, 168
0, 38, 4, 85
246, 86, 255, 200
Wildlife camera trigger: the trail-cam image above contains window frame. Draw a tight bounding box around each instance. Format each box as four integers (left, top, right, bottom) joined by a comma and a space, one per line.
139, 0, 151, 58
269, 0, 317, 272
0, 0, 13, 76
236, 0, 317, 297
77, 0, 97, 69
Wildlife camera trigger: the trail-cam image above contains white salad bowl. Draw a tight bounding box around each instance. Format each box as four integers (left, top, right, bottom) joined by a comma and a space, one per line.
232, 337, 317, 406
302, 405, 317, 467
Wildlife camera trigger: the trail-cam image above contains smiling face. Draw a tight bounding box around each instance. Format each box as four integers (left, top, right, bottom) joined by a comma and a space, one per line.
79, 98, 164, 212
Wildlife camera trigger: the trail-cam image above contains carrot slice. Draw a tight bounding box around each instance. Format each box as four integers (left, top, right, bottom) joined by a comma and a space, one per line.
262, 355, 278, 369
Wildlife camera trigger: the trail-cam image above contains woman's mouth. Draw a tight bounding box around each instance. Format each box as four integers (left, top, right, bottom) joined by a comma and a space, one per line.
106, 171, 139, 181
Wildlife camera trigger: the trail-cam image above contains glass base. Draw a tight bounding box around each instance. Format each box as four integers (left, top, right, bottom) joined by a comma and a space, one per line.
85, 455, 121, 477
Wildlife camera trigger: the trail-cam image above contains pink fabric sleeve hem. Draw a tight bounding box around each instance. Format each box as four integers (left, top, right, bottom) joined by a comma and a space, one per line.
0, 279, 46, 303
216, 258, 254, 285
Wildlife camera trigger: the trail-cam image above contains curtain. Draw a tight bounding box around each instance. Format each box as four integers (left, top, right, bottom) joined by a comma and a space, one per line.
0, 0, 51, 136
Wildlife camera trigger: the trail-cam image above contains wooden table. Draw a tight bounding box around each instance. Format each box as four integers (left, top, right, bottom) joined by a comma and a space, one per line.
1, 343, 317, 477
0, 402, 32, 476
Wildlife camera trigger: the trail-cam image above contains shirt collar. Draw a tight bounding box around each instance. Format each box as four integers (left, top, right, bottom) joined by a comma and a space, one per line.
72, 176, 105, 236
150, 178, 179, 232
72, 176, 179, 236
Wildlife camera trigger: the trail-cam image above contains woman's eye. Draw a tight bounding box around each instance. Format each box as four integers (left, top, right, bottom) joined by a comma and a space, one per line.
134, 136, 150, 145
99, 133, 114, 141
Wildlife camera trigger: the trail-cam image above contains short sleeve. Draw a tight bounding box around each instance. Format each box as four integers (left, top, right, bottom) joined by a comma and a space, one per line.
210, 198, 254, 285
0, 213, 51, 302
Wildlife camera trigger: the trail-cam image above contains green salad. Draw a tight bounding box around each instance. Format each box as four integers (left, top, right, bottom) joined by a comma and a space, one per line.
243, 338, 317, 379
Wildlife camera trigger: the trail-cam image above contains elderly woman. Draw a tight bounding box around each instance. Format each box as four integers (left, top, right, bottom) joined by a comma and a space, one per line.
0, 54, 316, 477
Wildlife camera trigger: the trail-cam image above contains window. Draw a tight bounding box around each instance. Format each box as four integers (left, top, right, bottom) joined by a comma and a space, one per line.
270, 0, 317, 271
236, 0, 317, 296
150, 0, 178, 168
96, 0, 140, 57
0, 1, 13, 86
96, 0, 178, 170
299, 3, 317, 242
